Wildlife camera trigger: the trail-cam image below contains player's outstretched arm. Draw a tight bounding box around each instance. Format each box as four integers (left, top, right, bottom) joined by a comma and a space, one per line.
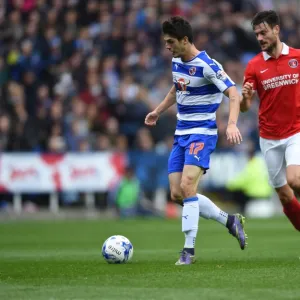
145, 85, 176, 126
241, 82, 255, 112
223, 86, 243, 145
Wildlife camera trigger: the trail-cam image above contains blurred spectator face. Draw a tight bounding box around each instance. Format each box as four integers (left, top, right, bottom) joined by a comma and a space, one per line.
131, 0, 143, 10
86, 56, 99, 73
54, 72, 74, 97
113, 0, 125, 14
106, 117, 119, 136
87, 0, 99, 12
125, 11, 137, 32
37, 85, 50, 100
13, 0, 24, 10
139, 134, 154, 151
70, 51, 83, 69
47, 9, 58, 26
87, 74, 102, 97
86, 103, 98, 121
48, 136, 66, 153
7, 82, 24, 104
79, 27, 89, 40
65, 10, 78, 25
78, 139, 90, 152
120, 74, 139, 102
99, 1, 110, 13
51, 123, 63, 137
136, 128, 154, 151
115, 135, 128, 152
136, 31, 149, 45
10, 10, 21, 24
29, 10, 40, 24
50, 101, 63, 120
0, 115, 11, 133
26, 22, 38, 37
45, 27, 56, 41
124, 40, 137, 55
147, 0, 159, 8
161, 1, 172, 14
23, 71, 36, 85
67, 0, 78, 8
99, 12, 112, 29
253, 22, 279, 53
72, 97, 86, 118
219, 1, 232, 14
15, 103, 28, 122
37, 0, 47, 8
63, 30, 75, 43
138, 47, 153, 68
103, 56, 117, 71
21, 40, 33, 56
53, 0, 63, 11
96, 134, 111, 151
36, 106, 47, 119
70, 119, 81, 136
145, 9, 158, 25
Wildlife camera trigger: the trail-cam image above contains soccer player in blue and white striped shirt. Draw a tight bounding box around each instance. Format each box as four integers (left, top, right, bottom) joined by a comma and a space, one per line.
145, 16, 247, 265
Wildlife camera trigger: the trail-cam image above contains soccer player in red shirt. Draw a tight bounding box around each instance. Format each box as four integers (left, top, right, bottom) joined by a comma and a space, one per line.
242, 10, 300, 231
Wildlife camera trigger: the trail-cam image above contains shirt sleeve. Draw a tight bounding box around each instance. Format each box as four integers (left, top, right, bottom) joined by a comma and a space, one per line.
244, 61, 257, 90
203, 59, 236, 92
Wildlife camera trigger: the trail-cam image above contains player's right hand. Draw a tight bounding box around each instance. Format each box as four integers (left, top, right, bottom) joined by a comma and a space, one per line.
241, 82, 254, 99
145, 110, 159, 126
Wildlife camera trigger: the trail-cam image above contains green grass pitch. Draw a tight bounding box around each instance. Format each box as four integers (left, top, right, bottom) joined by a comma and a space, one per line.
0, 217, 299, 300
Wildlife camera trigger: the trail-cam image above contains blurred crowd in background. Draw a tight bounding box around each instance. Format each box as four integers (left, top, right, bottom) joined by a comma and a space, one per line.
0, 0, 299, 214
3, 0, 300, 155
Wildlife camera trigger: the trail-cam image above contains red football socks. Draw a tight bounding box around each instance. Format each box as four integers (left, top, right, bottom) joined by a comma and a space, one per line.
283, 196, 300, 231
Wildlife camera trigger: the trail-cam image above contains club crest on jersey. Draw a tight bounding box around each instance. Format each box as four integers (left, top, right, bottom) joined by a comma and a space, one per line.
189, 67, 196, 76
288, 59, 298, 68
216, 70, 228, 81
176, 78, 190, 91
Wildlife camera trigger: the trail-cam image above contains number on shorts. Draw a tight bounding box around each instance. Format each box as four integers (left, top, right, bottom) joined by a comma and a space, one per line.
189, 142, 204, 155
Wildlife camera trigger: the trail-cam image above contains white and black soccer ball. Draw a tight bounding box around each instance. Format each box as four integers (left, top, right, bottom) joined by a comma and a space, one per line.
102, 235, 133, 264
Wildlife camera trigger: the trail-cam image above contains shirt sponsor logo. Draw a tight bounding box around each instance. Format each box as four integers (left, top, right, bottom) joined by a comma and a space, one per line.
216, 70, 228, 81
261, 73, 299, 90
176, 77, 190, 91
288, 59, 298, 68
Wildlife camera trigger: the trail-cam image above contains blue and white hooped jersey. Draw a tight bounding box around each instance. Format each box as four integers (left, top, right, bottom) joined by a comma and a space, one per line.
172, 51, 235, 136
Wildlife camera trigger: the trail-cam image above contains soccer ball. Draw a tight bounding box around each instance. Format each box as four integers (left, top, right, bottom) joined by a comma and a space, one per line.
102, 235, 133, 264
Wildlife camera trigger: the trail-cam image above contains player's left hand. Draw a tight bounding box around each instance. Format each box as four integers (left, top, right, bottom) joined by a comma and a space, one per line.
226, 124, 242, 144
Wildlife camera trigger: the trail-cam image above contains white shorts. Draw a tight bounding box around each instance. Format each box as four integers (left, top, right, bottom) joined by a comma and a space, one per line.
260, 132, 300, 188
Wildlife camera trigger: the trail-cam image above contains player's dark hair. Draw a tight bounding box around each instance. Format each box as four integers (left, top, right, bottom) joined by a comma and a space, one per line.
251, 10, 280, 29
162, 16, 193, 43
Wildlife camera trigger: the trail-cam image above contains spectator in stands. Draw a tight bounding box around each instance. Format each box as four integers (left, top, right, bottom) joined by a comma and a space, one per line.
226, 140, 273, 213
108, 165, 142, 218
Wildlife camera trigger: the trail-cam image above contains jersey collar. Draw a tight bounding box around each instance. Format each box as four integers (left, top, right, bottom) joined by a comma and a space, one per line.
263, 43, 289, 60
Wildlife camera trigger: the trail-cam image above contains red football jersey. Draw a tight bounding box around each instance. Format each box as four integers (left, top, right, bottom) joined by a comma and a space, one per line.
244, 43, 300, 139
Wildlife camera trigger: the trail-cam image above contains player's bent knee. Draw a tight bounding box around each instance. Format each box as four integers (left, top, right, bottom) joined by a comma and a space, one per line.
287, 174, 300, 191
170, 191, 183, 204
180, 177, 197, 198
